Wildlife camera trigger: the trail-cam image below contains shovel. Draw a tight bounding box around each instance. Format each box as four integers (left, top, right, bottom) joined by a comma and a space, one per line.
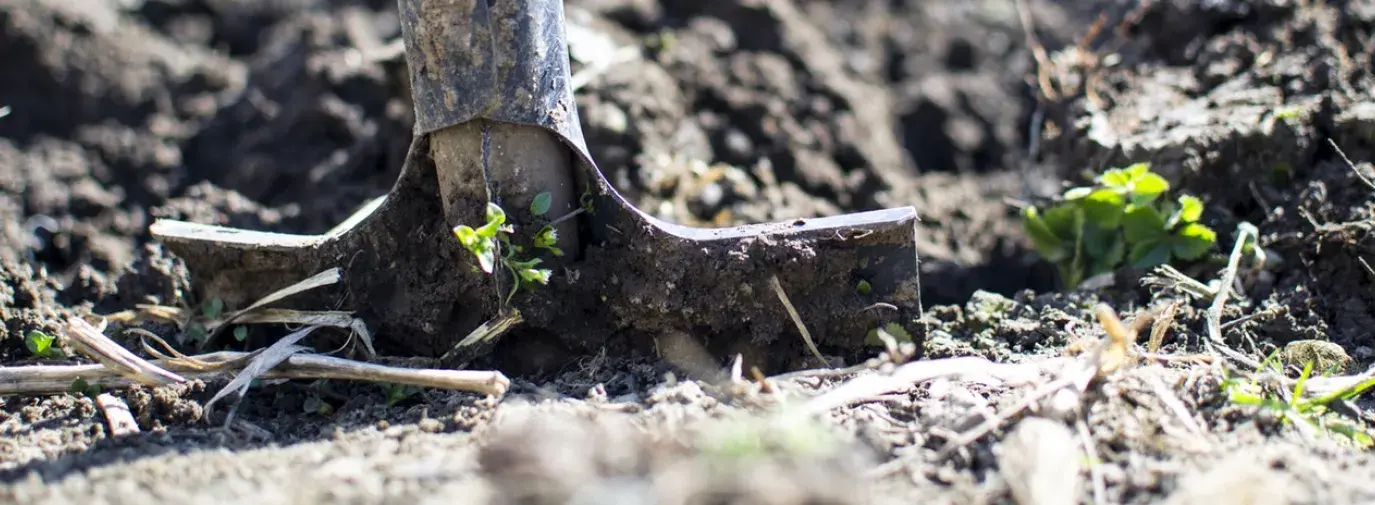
149, 0, 923, 371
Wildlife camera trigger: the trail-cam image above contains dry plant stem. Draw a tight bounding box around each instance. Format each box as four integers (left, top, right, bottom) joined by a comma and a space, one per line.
62, 317, 186, 386
801, 356, 1052, 415
769, 275, 828, 366
1329, 139, 1375, 191
0, 351, 511, 397
1207, 224, 1262, 370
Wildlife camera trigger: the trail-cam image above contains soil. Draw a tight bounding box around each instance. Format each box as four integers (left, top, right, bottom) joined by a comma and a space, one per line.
3, 0, 1375, 503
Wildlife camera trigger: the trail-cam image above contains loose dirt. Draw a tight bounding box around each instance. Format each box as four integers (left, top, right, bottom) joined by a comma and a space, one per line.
4, 0, 1375, 503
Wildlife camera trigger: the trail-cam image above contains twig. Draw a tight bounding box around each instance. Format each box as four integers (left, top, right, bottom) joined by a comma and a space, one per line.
1206, 224, 1263, 370
769, 275, 828, 367
1329, 139, 1375, 191
61, 317, 186, 386
0, 351, 511, 398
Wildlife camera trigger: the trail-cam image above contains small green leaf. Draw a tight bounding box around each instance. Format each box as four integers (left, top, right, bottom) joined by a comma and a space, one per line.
1083, 226, 1125, 271
202, 298, 225, 320
1042, 203, 1082, 239
233, 326, 249, 342
530, 192, 553, 216
25, 330, 55, 358
1022, 207, 1067, 262
856, 279, 872, 295
1124, 162, 1150, 179
1099, 168, 1132, 188
1128, 241, 1172, 268
1176, 195, 1204, 223
1171, 223, 1217, 260
474, 244, 497, 274
534, 225, 559, 249
1080, 189, 1126, 228
1122, 205, 1167, 243
485, 202, 507, 225
1129, 173, 1169, 204
453, 225, 479, 248
519, 268, 552, 285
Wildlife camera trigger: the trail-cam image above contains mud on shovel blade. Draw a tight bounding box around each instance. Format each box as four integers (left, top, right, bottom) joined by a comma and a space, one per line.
149, 0, 925, 368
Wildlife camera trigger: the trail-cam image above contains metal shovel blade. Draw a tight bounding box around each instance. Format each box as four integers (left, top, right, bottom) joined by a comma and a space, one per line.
150, 0, 924, 368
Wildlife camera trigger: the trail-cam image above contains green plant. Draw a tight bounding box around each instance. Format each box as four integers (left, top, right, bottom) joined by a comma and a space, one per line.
69, 377, 101, 398
1022, 162, 1218, 288
453, 199, 560, 304
1223, 355, 1375, 448
25, 330, 60, 359
382, 383, 420, 406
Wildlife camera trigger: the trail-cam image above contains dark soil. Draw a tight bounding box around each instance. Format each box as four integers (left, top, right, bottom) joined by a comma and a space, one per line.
4, 0, 1375, 503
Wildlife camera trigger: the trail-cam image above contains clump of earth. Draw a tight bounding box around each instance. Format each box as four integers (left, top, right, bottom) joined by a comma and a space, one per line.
4, 0, 1375, 503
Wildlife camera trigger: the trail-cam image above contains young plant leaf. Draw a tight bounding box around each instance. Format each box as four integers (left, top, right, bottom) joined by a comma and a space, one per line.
519, 268, 552, 285
1124, 162, 1149, 179
533, 225, 563, 256
530, 192, 553, 216
233, 326, 249, 342
1081, 189, 1126, 228
1128, 241, 1172, 269
1021, 207, 1067, 262
203, 298, 225, 320
25, 330, 56, 358
1122, 205, 1167, 243
1129, 172, 1169, 204
1176, 195, 1204, 223
485, 202, 507, 224
1099, 168, 1132, 188
1083, 226, 1125, 269
1170, 223, 1217, 260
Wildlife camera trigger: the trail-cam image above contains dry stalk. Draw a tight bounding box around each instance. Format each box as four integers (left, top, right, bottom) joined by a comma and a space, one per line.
1206, 223, 1263, 370
61, 317, 186, 386
769, 275, 828, 367
0, 350, 511, 398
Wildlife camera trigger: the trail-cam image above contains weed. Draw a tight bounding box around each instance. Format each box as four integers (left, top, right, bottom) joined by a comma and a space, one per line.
382, 383, 420, 406
24, 330, 60, 359
1022, 162, 1217, 288
184, 297, 227, 344
1223, 353, 1375, 448
453, 201, 556, 305
855, 279, 872, 295
68, 377, 101, 398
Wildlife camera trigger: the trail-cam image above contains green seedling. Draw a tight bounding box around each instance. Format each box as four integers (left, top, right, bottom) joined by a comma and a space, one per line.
1022, 162, 1217, 289
855, 279, 872, 296
1223, 354, 1375, 448
382, 383, 420, 406
453, 202, 555, 304
864, 322, 912, 347
69, 377, 101, 398
25, 330, 60, 359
